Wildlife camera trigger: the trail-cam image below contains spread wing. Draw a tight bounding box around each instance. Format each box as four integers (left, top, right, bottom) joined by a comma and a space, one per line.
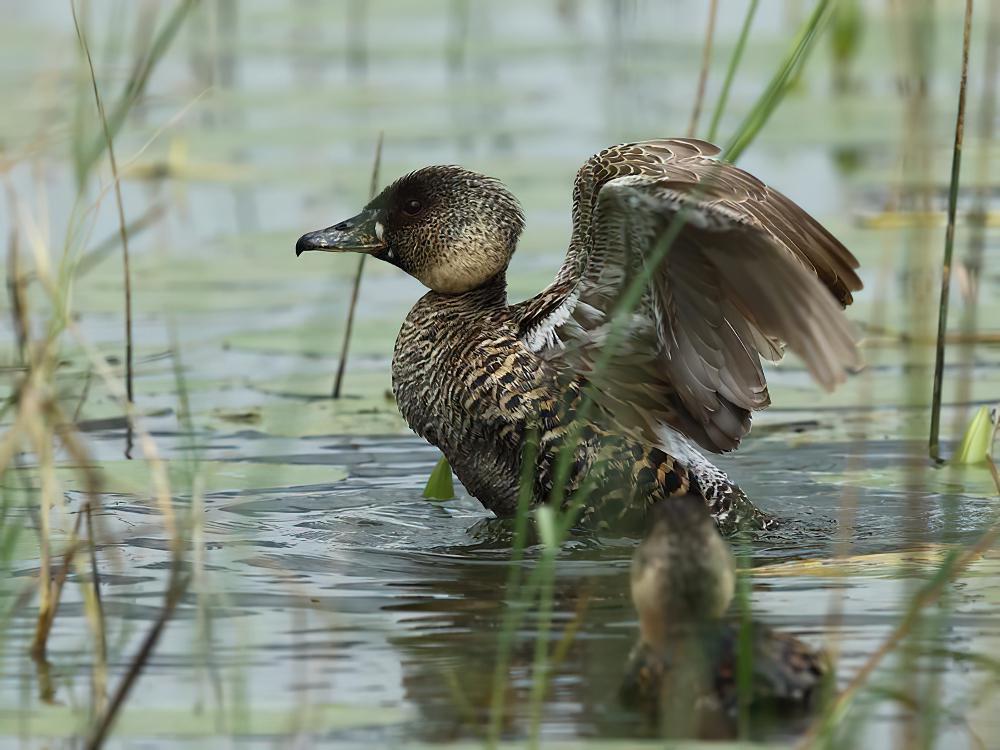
516, 138, 862, 453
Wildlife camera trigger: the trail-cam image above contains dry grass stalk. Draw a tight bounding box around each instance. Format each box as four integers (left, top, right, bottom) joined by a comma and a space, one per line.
688, 0, 719, 137
71, 0, 136, 457
12, 369, 107, 708
85, 572, 190, 750
24, 387, 56, 662
332, 131, 384, 398
9, 169, 183, 728
52, 407, 108, 706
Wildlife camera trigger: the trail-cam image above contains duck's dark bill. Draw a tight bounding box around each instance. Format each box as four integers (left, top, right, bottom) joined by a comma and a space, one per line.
295, 208, 385, 256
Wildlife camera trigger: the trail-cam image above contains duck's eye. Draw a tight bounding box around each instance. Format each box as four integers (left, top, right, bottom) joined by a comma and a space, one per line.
403, 199, 422, 215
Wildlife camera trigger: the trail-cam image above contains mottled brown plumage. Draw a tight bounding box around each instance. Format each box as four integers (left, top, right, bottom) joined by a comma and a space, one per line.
620, 495, 829, 726
296, 138, 862, 533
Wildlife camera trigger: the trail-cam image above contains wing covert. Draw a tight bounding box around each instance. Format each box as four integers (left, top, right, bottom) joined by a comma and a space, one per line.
517, 139, 863, 453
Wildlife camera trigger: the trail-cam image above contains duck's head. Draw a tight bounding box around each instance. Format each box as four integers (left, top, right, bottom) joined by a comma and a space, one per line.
296, 165, 524, 294
630, 495, 736, 651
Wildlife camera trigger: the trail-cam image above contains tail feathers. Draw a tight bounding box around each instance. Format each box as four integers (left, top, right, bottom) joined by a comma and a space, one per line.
686, 465, 775, 535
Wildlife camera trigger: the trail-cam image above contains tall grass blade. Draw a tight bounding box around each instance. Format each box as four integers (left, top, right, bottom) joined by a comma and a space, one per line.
527, 541, 556, 748
72, 0, 137, 458
724, 0, 836, 163
486, 430, 539, 748
333, 131, 383, 398
505, 4, 857, 730
929, 0, 975, 462
51, 406, 108, 710
73, 0, 197, 184
706, 0, 758, 142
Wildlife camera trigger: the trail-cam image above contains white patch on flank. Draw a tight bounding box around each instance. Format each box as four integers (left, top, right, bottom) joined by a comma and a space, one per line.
524, 289, 579, 352
654, 424, 709, 468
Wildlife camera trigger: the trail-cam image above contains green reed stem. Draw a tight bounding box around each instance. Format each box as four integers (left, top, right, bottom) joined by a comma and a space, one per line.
527, 548, 555, 748
707, 0, 759, 142
73, 0, 197, 185
929, 0, 974, 462
486, 430, 539, 748
725, 0, 835, 162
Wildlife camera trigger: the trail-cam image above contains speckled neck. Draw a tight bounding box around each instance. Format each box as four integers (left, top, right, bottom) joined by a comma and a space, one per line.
427, 271, 509, 313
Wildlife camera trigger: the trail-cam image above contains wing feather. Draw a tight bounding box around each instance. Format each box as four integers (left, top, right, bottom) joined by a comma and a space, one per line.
517, 139, 863, 453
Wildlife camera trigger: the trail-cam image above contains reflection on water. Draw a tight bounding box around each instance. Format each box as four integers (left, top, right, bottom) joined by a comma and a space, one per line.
4, 430, 1000, 746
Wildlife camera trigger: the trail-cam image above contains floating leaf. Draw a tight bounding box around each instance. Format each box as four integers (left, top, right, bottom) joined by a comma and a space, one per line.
422, 454, 455, 501
953, 406, 996, 466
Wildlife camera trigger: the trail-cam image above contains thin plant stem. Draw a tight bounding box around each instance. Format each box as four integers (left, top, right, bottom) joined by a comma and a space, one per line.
26, 404, 55, 662
52, 408, 108, 711
929, 0, 975, 462
71, 0, 136, 458
486, 430, 539, 748
85, 573, 191, 750
505, 201, 708, 737
707, 0, 759, 142
725, 0, 836, 162
798, 500, 1000, 749
74, 0, 197, 182
688, 0, 719, 137
527, 549, 555, 748
953, 0, 999, 444
333, 131, 383, 398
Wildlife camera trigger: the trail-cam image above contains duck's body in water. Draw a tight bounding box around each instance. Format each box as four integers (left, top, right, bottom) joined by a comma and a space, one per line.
620, 494, 829, 734
297, 139, 862, 534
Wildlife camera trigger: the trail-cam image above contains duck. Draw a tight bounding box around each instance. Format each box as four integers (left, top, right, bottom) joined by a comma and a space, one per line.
620, 493, 829, 732
296, 138, 862, 534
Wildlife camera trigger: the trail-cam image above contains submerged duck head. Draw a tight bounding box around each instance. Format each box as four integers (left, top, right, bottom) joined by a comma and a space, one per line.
296, 165, 525, 294
631, 495, 736, 652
